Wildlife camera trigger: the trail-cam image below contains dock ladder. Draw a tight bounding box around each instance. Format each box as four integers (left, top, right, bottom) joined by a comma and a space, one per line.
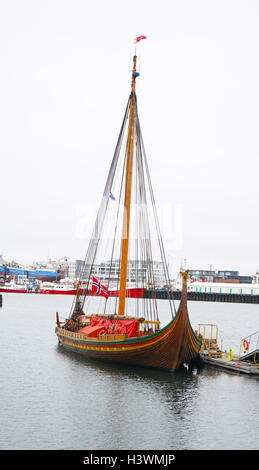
198, 324, 223, 358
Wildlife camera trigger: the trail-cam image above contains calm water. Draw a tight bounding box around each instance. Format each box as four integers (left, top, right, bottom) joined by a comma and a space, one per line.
0, 293, 258, 450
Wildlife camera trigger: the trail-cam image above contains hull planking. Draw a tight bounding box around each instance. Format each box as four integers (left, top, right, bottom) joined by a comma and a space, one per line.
56, 288, 201, 371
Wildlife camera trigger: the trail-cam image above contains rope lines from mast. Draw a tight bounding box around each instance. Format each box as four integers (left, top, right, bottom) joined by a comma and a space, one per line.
69, 86, 176, 322
69, 97, 131, 318
134, 94, 176, 318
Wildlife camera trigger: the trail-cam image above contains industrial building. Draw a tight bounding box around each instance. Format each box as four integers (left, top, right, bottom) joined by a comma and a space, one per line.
189, 269, 253, 284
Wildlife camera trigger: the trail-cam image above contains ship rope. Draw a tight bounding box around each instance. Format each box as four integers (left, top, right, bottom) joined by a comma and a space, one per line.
69, 97, 131, 318
135, 95, 176, 317
68, 89, 176, 322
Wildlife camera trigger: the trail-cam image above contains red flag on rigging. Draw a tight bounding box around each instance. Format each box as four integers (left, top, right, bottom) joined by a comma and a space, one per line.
91, 277, 110, 299
134, 35, 148, 43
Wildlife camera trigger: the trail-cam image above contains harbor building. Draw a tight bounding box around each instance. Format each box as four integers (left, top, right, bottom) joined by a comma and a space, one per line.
68, 260, 85, 279
189, 270, 216, 282
187, 281, 259, 295
189, 269, 253, 284
68, 259, 166, 287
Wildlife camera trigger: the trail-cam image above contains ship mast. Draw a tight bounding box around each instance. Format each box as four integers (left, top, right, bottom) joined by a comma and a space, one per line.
117, 55, 138, 316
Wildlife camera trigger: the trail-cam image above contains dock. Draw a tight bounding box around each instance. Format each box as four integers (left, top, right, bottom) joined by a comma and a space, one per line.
144, 289, 259, 304
200, 353, 259, 375
197, 324, 259, 376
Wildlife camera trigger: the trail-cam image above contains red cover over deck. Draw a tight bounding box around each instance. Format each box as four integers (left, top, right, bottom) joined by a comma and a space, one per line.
91, 316, 139, 337
77, 325, 106, 336
78, 316, 139, 338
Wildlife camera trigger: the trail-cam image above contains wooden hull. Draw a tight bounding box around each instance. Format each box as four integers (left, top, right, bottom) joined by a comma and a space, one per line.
55, 291, 201, 371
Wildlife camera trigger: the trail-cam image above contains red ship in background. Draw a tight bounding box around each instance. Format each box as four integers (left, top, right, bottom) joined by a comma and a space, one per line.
0, 278, 145, 297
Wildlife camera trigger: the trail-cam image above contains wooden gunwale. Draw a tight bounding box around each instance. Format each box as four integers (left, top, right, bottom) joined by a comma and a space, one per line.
56, 284, 201, 370
56, 320, 173, 347
56, 312, 201, 351
56, 323, 201, 372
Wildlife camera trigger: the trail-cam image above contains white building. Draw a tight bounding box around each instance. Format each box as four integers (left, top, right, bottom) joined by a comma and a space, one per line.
187, 281, 259, 295
67, 262, 77, 279
73, 259, 166, 287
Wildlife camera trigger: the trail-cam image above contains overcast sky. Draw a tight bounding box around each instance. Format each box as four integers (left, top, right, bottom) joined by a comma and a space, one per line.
1, 0, 259, 277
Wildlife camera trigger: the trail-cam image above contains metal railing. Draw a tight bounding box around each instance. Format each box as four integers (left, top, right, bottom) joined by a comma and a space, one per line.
239, 330, 259, 362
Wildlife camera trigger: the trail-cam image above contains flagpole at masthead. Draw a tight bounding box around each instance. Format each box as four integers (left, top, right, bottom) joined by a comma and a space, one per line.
117, 54, 138, 316
117, 36, 148, 316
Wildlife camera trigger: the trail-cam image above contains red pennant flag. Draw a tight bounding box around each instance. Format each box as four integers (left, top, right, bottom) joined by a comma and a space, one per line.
134, 35, 148, 43
91, 277, 109, 299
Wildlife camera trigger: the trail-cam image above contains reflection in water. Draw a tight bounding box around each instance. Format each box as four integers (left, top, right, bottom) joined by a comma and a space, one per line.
55, 345, 259, 450
56, 346, 205, 449
1, 295, 259, 450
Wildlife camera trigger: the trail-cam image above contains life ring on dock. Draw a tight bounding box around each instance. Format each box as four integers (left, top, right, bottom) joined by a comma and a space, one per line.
242, 339, 249, 352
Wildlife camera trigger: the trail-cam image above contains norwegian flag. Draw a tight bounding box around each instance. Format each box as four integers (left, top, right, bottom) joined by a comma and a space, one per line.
134, 35, 148, 43
91, 277, 109, 299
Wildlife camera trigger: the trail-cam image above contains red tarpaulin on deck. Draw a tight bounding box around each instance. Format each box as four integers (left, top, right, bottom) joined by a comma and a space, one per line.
77, 325, 106, 337
91, 316, 139, 338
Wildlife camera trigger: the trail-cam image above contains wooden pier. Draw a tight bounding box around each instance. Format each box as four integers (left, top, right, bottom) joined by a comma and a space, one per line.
144, 289, 259, 304
198, 324, 259, 375
200, 354, 259, 375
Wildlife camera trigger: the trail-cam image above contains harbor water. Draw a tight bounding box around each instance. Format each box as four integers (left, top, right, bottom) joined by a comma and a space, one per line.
0, 294, 258, 450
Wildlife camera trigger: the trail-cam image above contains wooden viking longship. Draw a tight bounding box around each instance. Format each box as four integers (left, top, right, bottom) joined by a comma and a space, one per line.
55, 44, 201, 371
